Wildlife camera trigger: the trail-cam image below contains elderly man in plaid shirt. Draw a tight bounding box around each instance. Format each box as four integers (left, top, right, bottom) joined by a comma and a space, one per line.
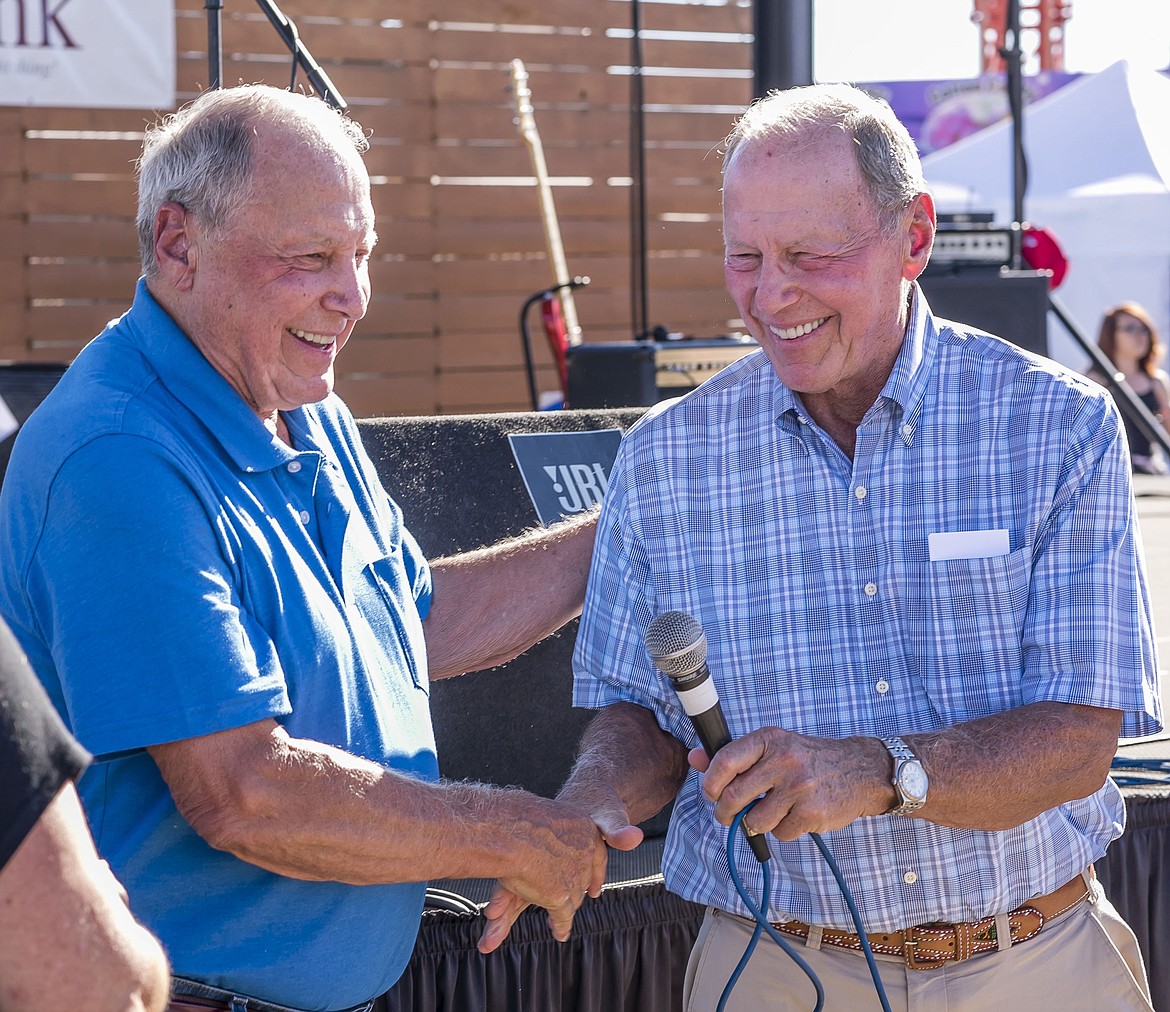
482, 84, 1163, 1010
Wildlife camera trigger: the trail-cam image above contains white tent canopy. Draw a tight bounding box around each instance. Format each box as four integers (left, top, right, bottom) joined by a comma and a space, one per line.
921, 60, 1170, 369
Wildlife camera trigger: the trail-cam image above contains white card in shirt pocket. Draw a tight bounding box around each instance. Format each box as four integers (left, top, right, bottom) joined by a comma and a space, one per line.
928, 528, 1010, 562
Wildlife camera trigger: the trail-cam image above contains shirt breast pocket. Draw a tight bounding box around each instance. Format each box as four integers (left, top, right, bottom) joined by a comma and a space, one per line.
914, 546, 1031, 719
364, 551, 430, 696
344, 511, 430, 697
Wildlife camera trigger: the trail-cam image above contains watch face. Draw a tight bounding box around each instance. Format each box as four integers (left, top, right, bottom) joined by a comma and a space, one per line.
899, 761, 929, 801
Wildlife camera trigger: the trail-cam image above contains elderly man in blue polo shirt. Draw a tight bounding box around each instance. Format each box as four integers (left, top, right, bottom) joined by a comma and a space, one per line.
482, 84, 1163, 1011
0, 85, 612, 1012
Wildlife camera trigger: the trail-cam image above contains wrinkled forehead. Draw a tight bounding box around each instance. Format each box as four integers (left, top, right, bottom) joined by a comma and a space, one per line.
725, 125, 858, 184
722, 130, 869, 215
246, 128, 369, 202
222, 130, 374, 241
720, 135, 887, 250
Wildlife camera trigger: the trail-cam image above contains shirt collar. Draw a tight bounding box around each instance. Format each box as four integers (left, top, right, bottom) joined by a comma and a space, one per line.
878, 283, 937, 432
770, 283, 939, 437
124, 277, 308, 473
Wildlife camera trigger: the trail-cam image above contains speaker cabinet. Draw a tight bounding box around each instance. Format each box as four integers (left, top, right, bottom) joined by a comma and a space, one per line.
566, 339, 759, 409
920, 268, 1050, 357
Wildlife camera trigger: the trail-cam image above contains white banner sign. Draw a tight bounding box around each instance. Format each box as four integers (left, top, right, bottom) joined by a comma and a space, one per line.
1, 0, 175, 109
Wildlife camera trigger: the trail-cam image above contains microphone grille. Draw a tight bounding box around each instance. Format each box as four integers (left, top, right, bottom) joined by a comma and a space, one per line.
645, 610, 707, 677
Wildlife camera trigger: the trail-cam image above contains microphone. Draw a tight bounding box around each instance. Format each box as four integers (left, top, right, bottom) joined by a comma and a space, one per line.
645, 610, 770, 863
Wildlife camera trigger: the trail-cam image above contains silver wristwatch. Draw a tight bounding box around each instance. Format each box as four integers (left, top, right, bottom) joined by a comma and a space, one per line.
880, 736, 929, 816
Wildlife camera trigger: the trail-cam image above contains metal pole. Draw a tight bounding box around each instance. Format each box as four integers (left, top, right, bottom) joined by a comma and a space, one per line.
1002, 0, 1026, 267
629, 0, 649, 340
753, 0, 814, 98
206, 0, 223, 90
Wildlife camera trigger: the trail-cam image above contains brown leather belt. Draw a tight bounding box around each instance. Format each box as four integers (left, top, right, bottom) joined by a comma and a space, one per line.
771, 869, 1092, 970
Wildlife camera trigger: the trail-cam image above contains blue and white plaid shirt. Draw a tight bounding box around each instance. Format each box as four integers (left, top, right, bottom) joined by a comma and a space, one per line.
573, 288, 1163, 933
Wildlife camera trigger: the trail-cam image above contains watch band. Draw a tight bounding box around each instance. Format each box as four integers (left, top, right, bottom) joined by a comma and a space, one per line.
881, 735, 916, 763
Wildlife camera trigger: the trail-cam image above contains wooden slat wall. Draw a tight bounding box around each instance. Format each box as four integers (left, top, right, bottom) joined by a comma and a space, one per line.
0, 0, 754, 415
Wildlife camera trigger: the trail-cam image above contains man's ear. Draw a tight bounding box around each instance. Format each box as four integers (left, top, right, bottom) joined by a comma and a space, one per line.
153, 202, 197, 291
902, 192, 936, 283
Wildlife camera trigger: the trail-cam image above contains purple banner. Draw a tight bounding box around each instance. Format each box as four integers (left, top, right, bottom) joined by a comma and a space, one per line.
860, 72, 1079, 154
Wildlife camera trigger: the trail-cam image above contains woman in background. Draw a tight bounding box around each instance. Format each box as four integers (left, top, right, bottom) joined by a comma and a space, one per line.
1087, 302, 1170, 474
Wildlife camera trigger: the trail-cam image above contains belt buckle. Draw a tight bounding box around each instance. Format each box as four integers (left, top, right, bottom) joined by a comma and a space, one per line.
901, 925, 949, 971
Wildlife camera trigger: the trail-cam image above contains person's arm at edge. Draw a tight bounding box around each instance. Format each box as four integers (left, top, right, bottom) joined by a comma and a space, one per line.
0, 782, 170, 1012
1152, 369, 1170, 426
478, 700, 689, 952
558, 701, 691, 833
424, 508, 599, 679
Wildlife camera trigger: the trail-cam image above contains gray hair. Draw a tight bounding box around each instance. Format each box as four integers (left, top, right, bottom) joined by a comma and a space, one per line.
135, 85, 369, 276
722, 83, 926, 233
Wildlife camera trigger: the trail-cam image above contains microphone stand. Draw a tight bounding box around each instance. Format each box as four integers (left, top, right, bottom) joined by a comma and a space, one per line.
204, 0, 347, 111
995, 16, 1167, 461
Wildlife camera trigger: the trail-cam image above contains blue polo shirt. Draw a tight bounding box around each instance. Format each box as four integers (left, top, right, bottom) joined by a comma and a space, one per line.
0, 280, 438, 1010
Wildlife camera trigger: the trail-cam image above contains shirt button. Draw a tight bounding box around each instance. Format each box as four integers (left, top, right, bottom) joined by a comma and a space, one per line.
854, 485, 867, 501
299, 509, 311, 524
875, 679, 890, 694
902, 424, 914, 438
288, 460, 302, 474
864, 582, 878, 597
903, 871, 918, 885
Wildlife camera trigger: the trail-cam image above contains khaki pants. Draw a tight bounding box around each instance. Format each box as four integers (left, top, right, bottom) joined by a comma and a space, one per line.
682, 878, 1153, 1011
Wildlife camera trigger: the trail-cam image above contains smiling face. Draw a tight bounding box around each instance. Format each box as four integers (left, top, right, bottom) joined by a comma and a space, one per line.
722, 128, 933, 426
152, 123, 376, 427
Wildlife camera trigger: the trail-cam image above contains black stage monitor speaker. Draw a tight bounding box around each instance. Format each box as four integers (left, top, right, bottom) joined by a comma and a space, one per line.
566, 344, 658, 409
357, 409, 650, 808
920, 268, 1050, 358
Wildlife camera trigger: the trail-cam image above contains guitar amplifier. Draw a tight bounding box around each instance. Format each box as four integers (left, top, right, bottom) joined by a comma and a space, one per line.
566, 338, 759, 408
925, 217, 1020, 274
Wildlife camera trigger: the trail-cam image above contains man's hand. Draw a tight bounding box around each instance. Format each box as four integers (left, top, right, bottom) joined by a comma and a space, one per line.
690, 729, 893, 841
479, 701, 687, 953
478, 781, 643, 954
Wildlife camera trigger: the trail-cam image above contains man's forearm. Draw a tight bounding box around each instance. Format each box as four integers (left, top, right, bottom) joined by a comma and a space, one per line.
904, 701, 1122, 830
0, 785, 171, 1012
149, 721, 602, 899
425, 509, 599, 679
560, 702, 689, 828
